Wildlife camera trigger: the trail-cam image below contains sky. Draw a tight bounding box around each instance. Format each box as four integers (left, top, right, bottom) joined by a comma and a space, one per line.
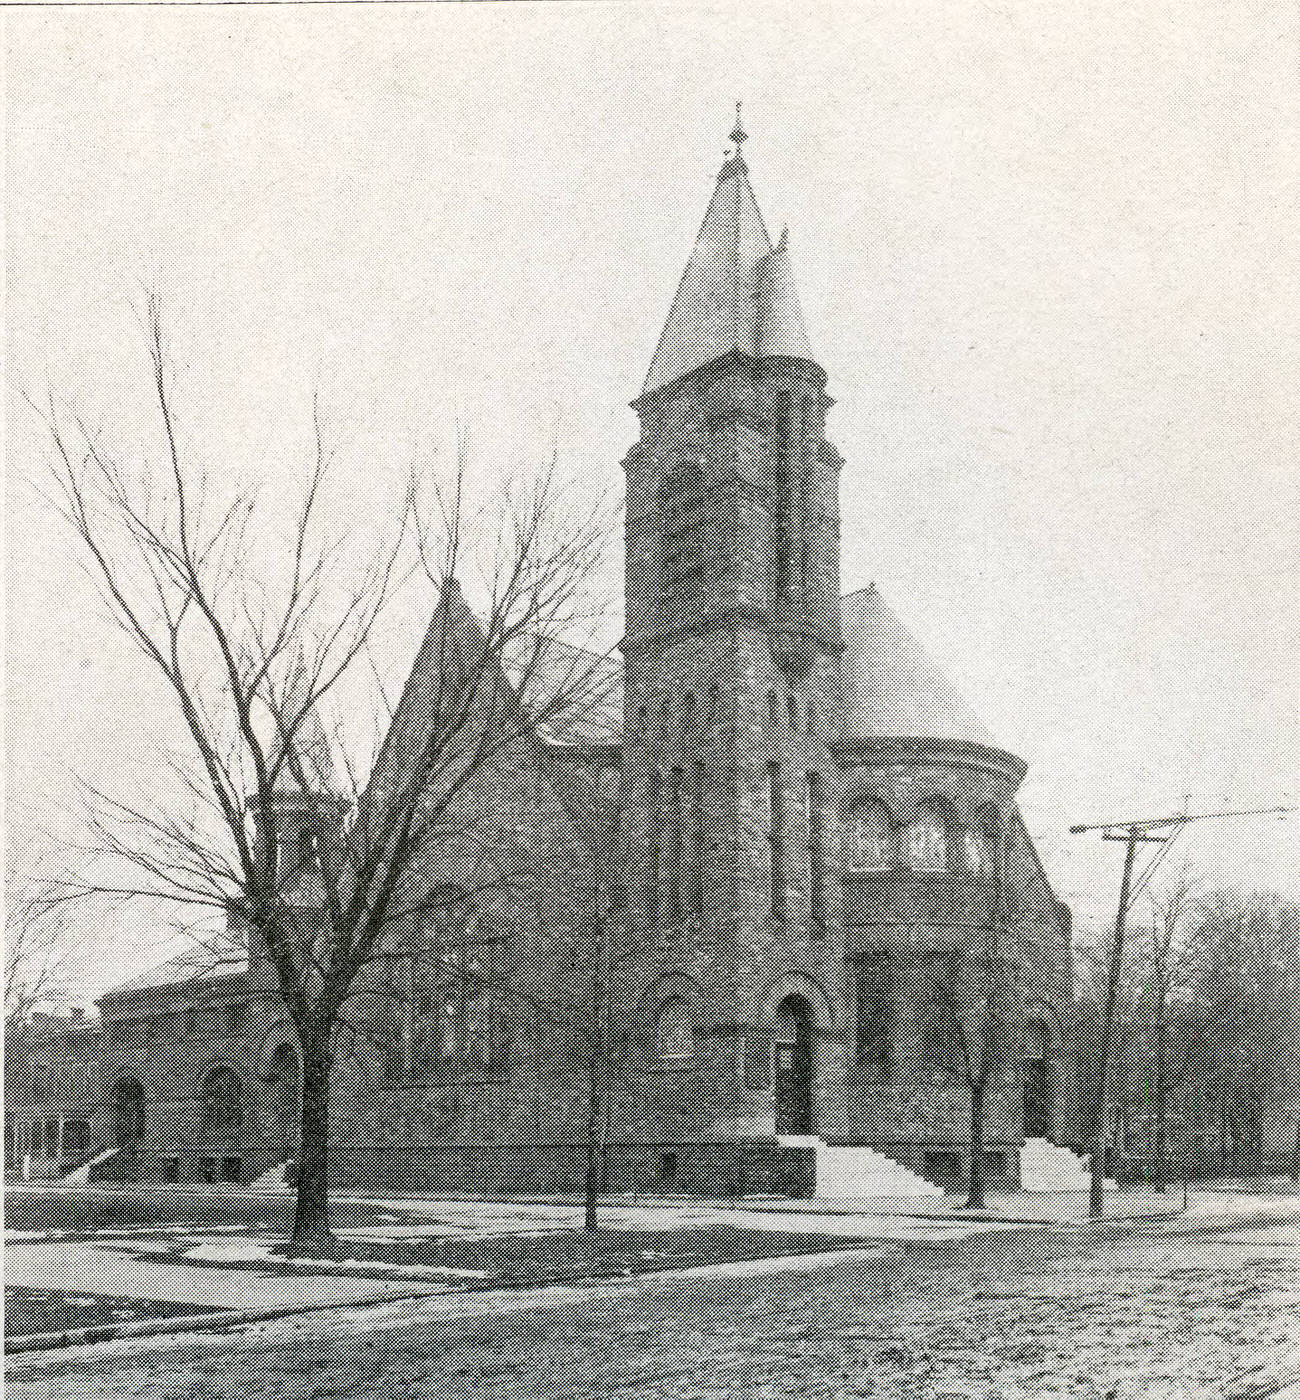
6, 0, 1298, 998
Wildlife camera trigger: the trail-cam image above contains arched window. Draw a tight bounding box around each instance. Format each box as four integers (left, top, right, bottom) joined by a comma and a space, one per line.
461, 988, 494, 1066
655, 996, 694, 1060
787, 693, 799, 731
201, 1067, 244, 1137
112, 1079, 145, 1148
649, 768, 663, 918
635, 704, 648, 738
767, 690, 779, 728
681, 692, 696, 731
806, 773, 825, 927
426, 892, 506, 1071
963, 804, 1001, 875
665, 766, 685, 921
905, 799, 955, 872
706, 684, 720, 725
849, 800, 892, 872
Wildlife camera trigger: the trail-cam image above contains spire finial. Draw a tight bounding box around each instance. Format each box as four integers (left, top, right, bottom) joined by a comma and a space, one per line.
729, 100, 747, 153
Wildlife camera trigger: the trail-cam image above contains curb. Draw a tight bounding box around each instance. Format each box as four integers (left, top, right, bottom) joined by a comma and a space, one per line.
5, 1291, 437, 1356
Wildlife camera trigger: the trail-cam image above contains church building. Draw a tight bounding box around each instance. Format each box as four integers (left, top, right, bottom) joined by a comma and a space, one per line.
9, 119, 1076, 1198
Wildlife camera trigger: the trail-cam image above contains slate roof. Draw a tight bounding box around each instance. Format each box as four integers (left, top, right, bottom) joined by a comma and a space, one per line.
840, 584, 996, 747
643, 153, 814, 397
102, 939, 248, 1000
512, 636, 623, 747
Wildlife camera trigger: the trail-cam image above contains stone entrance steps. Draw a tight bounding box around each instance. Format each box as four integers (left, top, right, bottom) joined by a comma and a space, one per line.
1020, 1137, 1116, 1192
780, 1137, 946, 1199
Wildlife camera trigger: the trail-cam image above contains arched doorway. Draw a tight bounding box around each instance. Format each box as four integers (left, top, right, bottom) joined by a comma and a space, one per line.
773, 995, 814, 1136
112, 1079, 145, 1149
266, 1045, 301, 1153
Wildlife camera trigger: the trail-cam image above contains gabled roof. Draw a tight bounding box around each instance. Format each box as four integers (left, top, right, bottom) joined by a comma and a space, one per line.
361, 578, 490, 828
511, 636, 623, 747
643, 152, 814, 397
840, 584, 997, 747
365, 581, 623, 825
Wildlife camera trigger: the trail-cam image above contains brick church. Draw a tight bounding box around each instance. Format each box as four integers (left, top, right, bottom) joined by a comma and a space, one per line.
8, 120, 1077, 1197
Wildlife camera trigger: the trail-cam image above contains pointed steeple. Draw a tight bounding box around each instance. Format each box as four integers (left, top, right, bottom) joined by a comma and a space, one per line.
642, 111, 814, 397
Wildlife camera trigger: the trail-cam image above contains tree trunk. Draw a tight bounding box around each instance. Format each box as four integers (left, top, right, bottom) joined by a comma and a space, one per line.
1152, 1002, 1168, 1192
290, 1035, 333, 1252
966, 1075, 988, 1211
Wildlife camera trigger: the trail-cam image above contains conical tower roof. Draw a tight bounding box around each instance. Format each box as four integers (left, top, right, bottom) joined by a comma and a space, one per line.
840, 584, 997, 748
643, 118, 814, 397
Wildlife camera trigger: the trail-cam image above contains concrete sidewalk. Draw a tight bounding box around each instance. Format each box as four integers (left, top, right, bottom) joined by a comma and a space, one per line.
4, 1240, 436, 1313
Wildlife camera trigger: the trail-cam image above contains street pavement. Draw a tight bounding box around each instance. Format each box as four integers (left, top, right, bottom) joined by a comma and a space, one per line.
7, 1200, 1299, 1399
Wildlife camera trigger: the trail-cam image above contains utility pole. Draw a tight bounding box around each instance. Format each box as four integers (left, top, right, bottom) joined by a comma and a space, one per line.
1087, 825, 1163, 1217
1071, 803, 1294, 1220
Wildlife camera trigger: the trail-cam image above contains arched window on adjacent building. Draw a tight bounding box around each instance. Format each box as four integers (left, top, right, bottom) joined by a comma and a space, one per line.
848, 800, 893, 872
655, 996, 694, 1061
428, 894, 505, 1071
202, 1067, 244, 1138
905, 798, 957, 872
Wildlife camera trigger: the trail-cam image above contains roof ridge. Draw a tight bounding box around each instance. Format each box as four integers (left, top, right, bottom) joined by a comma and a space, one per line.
642, 127, 813, 397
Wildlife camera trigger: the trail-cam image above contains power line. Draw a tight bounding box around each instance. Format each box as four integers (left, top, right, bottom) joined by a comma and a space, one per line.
1069, 804, 1295, 834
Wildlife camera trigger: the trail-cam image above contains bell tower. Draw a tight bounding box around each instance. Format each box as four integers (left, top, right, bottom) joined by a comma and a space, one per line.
622, 112, 845, 1067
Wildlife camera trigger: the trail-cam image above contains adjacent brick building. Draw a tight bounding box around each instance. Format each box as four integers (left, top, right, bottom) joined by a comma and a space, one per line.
8, 121, 1077, 1196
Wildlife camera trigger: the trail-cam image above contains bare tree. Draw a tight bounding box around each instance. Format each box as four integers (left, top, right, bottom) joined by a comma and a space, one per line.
927, 944, 1016, 1212
924, 827, 1016, 1212
1139, 863, 1202, 1190
33, 295, 614, 1249
1180, 890, 1300, 1179
5, 881, 75, 1022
